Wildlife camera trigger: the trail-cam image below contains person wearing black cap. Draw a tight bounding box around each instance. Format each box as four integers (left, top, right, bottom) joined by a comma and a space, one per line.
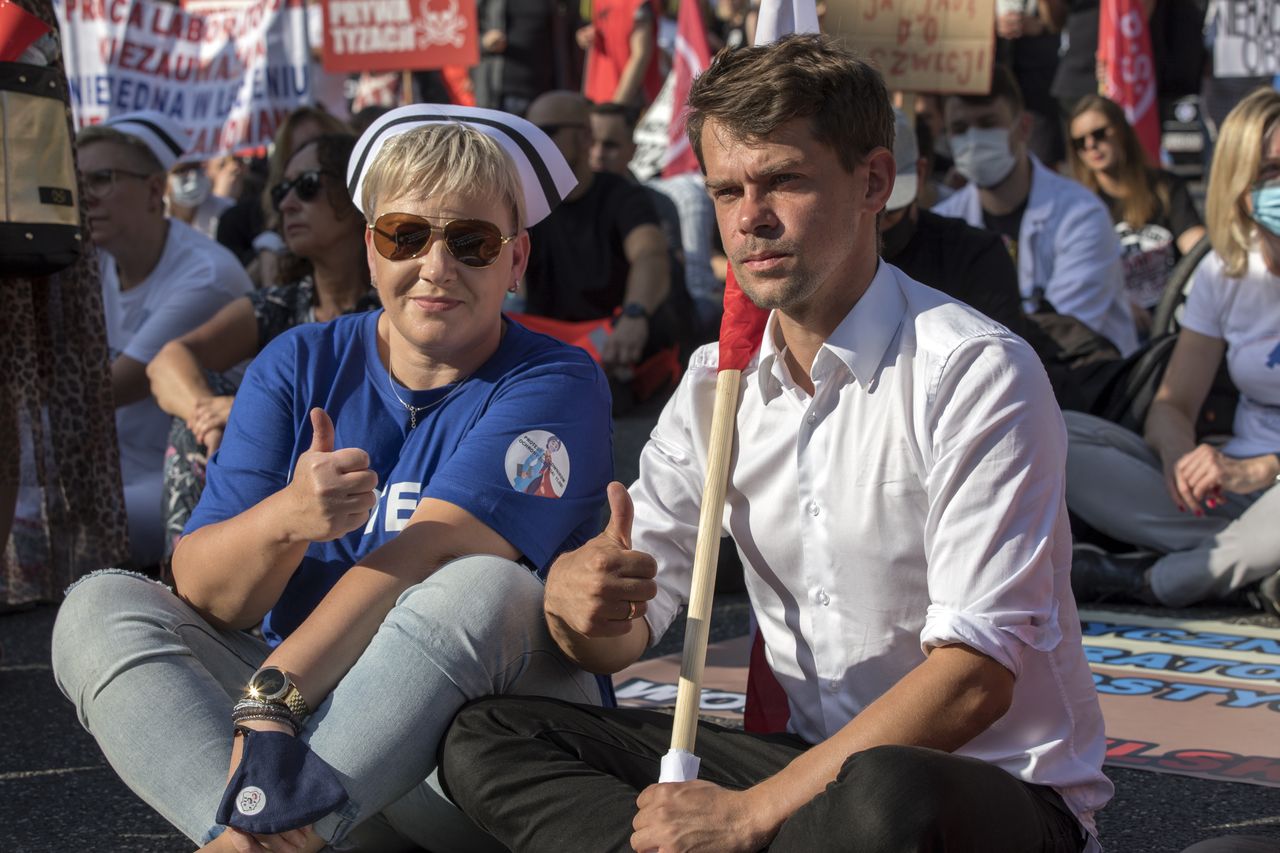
75, 110, 253, 568
52, 106, 614, 853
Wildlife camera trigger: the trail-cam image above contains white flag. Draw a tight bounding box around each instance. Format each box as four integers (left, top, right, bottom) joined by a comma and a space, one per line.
753, 0, 820, 46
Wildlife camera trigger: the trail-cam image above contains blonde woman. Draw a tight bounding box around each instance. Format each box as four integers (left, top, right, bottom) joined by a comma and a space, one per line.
52, 106, 613, 853
1064, 87, 1280, 614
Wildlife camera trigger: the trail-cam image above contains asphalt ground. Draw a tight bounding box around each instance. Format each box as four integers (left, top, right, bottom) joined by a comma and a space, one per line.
2, 395, 1278, 852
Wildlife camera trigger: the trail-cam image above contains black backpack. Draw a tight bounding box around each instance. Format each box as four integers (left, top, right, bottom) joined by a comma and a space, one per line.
0, 60, 82, 276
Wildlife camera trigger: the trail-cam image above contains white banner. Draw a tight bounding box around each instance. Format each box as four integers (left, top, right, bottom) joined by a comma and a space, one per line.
1210, 0, 1280, 78
54, 0, 312, 159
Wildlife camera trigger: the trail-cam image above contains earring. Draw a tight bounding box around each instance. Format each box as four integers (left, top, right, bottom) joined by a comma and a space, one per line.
508, 281, 519, 293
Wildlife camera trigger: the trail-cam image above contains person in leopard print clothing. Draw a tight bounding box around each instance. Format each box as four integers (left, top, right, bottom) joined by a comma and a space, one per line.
1, 0, 127, 607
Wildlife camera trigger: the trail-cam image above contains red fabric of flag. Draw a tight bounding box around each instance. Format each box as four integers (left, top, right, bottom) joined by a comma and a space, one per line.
0, 0, 49, 62
1098, 0, 1161, 164
717, 269, 769, 372
661, 0, 712, 178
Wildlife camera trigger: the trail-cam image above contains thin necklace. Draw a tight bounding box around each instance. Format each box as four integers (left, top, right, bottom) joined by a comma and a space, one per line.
387, 367, 469, 429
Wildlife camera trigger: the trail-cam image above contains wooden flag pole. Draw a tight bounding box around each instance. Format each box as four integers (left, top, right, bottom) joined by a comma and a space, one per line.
400, 69, 414, 105
659, 367, 742, 782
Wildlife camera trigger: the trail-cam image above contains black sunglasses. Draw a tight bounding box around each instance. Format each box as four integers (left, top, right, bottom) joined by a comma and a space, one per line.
1070, 126, 1111, 152
270, 170, 333, 211
368, 212, 517, 267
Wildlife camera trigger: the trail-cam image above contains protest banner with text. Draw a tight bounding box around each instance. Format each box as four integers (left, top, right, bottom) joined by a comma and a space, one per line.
824, 0, 996, 94
1210, 0, 1279, 78
320, 0, 478, 74
54, 0, 311, 159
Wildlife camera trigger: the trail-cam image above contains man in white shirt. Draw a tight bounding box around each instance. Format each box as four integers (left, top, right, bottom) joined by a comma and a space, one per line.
78, 111, 252, 567
934, 66, 1139, 356
439, 35, 1110, 852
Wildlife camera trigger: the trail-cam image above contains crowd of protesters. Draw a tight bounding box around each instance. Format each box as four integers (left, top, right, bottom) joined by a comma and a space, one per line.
2, 0, 1279, 848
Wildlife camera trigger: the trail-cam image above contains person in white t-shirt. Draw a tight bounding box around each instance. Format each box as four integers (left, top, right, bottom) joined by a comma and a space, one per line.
78, 111, 253, 567
439, 35, 1110, 853
1065, 87, 1280, 614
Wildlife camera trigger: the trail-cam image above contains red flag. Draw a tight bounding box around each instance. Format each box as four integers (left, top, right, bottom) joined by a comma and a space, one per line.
661, 0, 712, 178
0, 0, 49, 62
714, 0, 818, 372
1098, 0, 1161, 164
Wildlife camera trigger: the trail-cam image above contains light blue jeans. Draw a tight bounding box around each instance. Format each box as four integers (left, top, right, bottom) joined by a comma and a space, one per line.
51, 555, 601, 850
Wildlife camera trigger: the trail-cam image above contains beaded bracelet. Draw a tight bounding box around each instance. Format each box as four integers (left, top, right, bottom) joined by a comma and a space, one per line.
231, 709, 301, 737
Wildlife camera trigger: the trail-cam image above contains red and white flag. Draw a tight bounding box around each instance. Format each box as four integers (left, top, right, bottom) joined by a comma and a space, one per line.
716, 0, 818, 372
1098, 0, 1161, 164
661, 0, 713, 178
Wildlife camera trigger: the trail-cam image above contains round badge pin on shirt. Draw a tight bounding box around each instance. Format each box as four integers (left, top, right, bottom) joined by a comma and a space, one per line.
236, 786, 267, 816
505, 430, 571, 498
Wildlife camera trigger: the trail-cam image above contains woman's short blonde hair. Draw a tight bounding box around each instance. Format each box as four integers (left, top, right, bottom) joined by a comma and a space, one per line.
360, 122, 524, 232
1205, 86, 1280, 277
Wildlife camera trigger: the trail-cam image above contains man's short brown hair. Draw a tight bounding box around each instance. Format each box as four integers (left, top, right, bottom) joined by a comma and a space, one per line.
686, 33, 894, 174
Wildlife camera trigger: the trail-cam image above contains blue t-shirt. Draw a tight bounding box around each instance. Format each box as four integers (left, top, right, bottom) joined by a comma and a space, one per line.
187, 311, 614, 646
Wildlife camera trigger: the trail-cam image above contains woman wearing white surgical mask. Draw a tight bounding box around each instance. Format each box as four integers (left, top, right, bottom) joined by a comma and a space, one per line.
1063, 86, 1280, 616
167, 160, 234, 239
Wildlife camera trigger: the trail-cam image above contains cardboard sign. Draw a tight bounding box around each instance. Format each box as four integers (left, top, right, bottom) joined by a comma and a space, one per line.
320, 0, 478, 74
823, 0, 996, 94
54, 0, 311, 159
1210, 0, 1279, 78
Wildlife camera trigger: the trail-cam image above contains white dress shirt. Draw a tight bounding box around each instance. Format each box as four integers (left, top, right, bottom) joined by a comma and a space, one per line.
633, 261, 1113, 834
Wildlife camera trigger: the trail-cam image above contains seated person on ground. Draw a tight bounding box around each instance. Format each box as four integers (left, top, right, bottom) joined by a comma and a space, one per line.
1068, 95, 1206, 339
885, 108, 1126, 411
1065, 87, 1280, 617
148, 133, 379, 563
522, 91, 675, 381
591, 101, 724, 341
439, 35, 1112, 853
77, 111, 253, 568
51, 106, 613, 853
934, 65, 1138, 355
880, 107, 1030, 337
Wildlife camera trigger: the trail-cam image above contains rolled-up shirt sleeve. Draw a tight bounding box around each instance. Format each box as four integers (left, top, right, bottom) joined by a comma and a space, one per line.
918, 333, 1067, 678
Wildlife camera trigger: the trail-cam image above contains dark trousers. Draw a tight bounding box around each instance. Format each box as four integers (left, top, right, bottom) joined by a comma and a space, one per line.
439, 696, 1088, 853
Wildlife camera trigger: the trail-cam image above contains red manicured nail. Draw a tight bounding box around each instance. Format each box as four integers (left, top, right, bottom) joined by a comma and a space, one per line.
1177, 505, 1186, 512
1195, 510, 1204, 517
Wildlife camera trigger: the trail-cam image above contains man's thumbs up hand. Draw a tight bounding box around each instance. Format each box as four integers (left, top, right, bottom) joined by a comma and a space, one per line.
545, 482, 658, 639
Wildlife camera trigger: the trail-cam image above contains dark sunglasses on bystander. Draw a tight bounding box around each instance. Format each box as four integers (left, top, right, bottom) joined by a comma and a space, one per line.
270, 170, 334, 211
367, 212, 517, 268
1071, 126, 1111, 152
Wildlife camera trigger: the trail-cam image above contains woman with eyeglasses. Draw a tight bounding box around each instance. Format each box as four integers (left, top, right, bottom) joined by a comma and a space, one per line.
147, 133, 377, 566
1063, 88, 1280, 616
52, 106, 613, 853
1067, 95, 1206, 337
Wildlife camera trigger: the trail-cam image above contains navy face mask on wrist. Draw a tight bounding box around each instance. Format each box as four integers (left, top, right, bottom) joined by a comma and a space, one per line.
216, 728, 349, 836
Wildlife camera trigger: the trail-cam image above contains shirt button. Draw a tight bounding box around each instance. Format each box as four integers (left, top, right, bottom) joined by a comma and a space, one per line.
818, 589, 830, 606
807, 501, 820, 517
827, 679, 841, 693
806, 412, 817, 425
